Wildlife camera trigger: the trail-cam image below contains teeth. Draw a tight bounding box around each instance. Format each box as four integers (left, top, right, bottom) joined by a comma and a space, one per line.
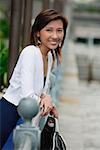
51, 42, 57, 44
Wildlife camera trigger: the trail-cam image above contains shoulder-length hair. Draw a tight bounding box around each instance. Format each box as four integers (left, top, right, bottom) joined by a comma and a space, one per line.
30, 9, 68, 63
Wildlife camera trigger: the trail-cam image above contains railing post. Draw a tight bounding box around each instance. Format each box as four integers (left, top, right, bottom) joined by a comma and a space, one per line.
13, 97, 41, 150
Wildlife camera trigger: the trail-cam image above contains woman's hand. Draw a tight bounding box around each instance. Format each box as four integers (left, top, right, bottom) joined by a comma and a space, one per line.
40, 94, 53, 116
39, 93, 59, 119
50, 106, 59, 119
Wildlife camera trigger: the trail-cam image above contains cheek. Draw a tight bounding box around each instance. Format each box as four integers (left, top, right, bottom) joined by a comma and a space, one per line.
59, 34, 64, 41
40, 32, 49, 41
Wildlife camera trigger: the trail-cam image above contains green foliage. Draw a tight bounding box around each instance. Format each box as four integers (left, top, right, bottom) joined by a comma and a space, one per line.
0, 18, 10, 38
0, 41, 8, 75
0, 4, 10, 87
0, 3, 7, 13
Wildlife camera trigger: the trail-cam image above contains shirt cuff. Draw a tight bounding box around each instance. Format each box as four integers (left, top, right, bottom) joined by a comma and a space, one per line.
33, 94, 41, 104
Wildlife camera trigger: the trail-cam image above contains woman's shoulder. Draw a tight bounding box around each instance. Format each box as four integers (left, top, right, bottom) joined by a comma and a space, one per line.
21, 45, 38, 56
18, 45, 41, 62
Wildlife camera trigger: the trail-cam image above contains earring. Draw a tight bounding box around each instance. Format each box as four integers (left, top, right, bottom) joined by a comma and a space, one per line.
38, 39, 41, 45
59, 42, 62, 48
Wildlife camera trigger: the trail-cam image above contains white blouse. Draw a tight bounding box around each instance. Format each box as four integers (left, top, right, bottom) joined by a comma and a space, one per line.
3, 45, 53, 106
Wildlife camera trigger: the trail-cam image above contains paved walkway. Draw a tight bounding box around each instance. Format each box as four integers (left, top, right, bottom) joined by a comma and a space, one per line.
56, 42, 100, 150
58, 74, 100, 150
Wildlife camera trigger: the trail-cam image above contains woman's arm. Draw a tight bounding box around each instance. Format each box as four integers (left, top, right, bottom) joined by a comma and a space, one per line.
20, 48, 40, 103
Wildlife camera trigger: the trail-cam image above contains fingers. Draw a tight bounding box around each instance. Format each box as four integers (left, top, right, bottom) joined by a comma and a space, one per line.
40, 102, 53, 116
40, 106, 46, 116
40, 104, 59, 118
40, 98, 44, 109
50, 106, 59, 119
40, 106, 52, 116
39, 94, 53, 116
39, 94, 59, 118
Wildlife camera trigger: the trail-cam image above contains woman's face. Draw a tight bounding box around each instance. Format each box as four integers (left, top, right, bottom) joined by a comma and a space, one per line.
38, 19, 64, 52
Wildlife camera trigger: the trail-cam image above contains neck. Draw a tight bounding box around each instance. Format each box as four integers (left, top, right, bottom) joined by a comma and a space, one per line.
39, 45, 49, 57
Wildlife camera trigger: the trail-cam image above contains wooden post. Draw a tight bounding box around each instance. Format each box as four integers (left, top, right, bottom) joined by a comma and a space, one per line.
53, 0, 65, 13
42, 0, 50, 10
8, 0, 22, 82
22, 0, 34, 48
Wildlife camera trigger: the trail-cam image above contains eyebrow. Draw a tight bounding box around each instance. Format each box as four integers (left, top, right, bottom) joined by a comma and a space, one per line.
45, 26, 63, 29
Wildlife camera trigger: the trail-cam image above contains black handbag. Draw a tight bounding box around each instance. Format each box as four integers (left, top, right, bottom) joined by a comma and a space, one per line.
40, 115, 66, 150
52, 130, 66, 150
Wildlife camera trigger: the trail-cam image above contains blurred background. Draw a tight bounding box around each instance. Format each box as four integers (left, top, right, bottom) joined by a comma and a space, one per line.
0, 0, 100, 150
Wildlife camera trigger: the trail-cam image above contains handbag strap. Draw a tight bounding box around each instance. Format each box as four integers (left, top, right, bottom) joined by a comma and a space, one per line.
55, 118, 59, 132
47, 114, 59, 132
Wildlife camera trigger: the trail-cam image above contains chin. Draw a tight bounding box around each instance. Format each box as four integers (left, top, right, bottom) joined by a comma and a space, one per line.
50, 45, 58, 50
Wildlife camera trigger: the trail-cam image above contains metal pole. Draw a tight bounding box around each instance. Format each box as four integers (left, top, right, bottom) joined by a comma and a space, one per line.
8, 0, 22, 81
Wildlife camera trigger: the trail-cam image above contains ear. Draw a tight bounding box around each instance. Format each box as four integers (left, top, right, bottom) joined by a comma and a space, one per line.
37, 31, 41, 45
37, 31, 40, 38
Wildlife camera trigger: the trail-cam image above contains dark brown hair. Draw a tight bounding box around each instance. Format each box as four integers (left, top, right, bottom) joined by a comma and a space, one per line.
30, 9, 68, 63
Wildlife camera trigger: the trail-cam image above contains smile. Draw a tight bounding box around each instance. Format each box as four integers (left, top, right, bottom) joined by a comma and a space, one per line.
50, 41, 58, 45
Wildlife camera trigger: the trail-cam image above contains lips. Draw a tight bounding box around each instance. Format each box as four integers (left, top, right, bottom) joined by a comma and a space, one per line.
50, 41, 59, 45
51, 42, 58, 45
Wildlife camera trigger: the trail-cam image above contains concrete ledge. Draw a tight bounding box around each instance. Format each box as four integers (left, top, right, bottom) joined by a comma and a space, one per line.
59, 96, 80, 104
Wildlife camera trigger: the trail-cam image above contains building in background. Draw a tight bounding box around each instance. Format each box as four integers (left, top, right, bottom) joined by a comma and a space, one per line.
67, 0, 100, 81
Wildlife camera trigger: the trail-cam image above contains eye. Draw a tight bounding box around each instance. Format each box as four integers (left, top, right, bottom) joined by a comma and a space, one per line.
57, 29, 64, 33
46, 29, 53, 32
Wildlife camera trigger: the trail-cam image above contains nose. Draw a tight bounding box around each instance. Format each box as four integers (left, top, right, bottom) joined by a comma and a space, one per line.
52, 31, 58, 39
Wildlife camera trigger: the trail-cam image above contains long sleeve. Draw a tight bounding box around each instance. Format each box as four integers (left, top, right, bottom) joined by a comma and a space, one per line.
3, 45, 43, 105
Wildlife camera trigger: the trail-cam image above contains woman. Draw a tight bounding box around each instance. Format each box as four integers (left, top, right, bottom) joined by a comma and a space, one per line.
0, 9, 68, 148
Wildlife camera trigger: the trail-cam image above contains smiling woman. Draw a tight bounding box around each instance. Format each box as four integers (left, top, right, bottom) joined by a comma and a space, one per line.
0, 9, 68, 149
38, 19, 64, 50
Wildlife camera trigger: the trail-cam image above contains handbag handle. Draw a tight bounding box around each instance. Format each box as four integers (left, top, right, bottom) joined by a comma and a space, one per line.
48, 114, 59, 132
55, 118, 59, 132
